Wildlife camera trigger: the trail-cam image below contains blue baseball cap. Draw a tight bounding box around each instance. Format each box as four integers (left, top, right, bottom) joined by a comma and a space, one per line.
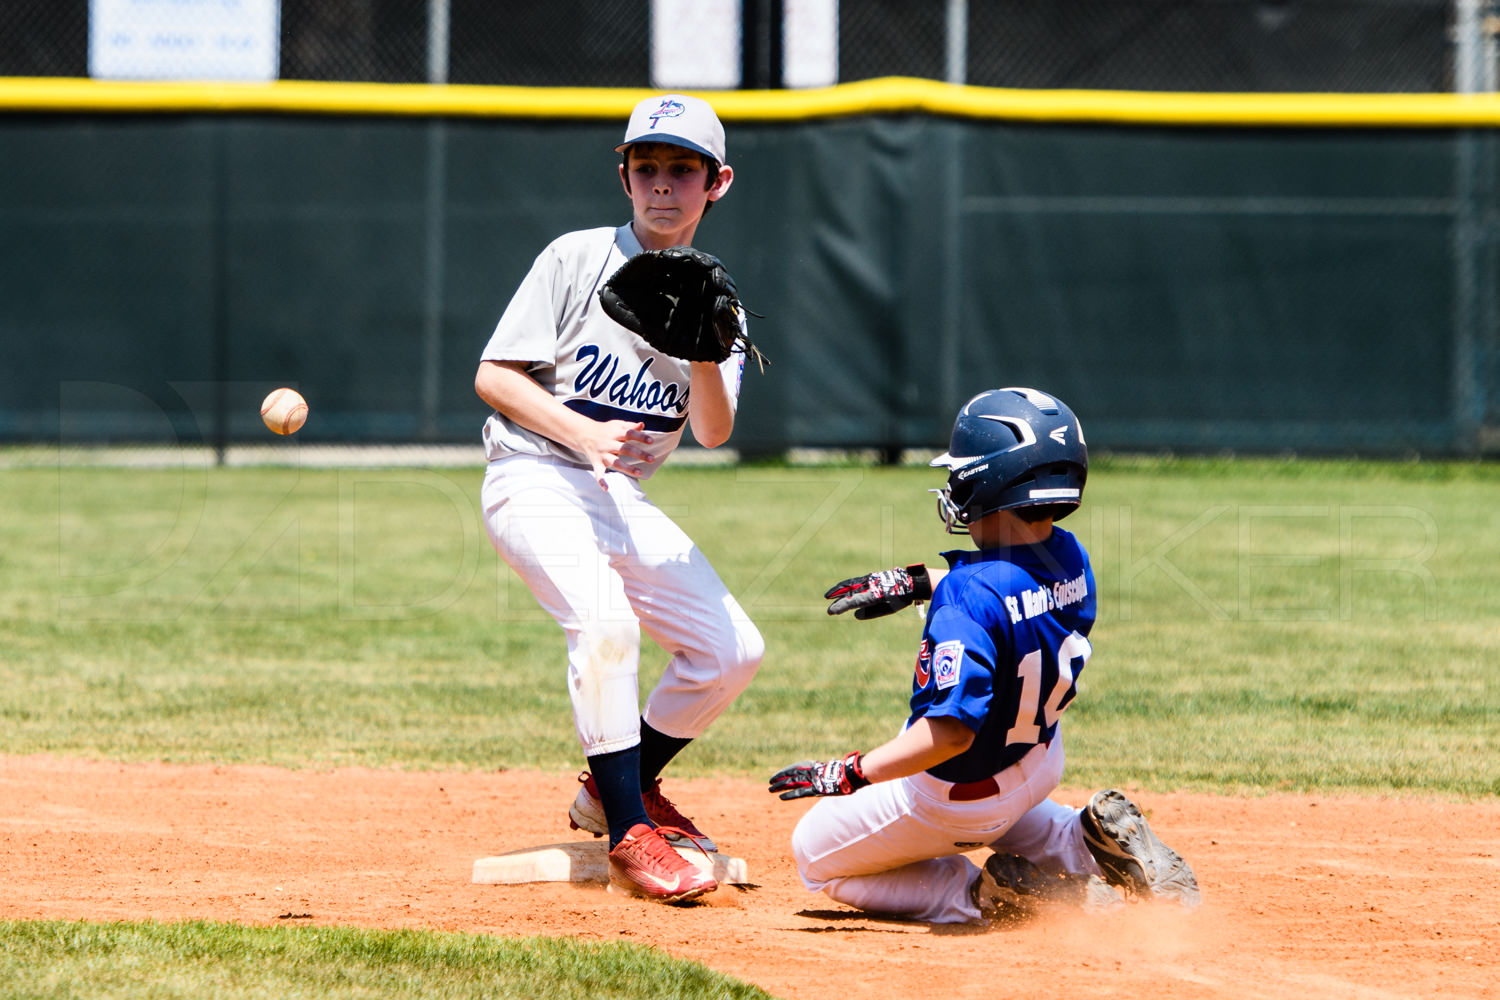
616, 94, 726, 165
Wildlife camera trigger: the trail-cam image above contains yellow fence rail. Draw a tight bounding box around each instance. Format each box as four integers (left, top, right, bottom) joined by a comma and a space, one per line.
6, 75, 1500, 127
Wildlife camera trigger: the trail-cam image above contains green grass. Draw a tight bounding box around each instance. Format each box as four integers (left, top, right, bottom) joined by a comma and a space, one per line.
0, 920, 774, 999
2, 452, 1498, 996
1, 455, 1496, 792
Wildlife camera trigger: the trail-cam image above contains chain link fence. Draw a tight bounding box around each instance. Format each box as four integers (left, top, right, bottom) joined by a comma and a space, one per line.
0, 0, 1478, 92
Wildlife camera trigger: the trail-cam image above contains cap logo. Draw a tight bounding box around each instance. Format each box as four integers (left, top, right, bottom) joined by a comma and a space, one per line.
1049, 426, 1067, 444
649, 99, 686, 130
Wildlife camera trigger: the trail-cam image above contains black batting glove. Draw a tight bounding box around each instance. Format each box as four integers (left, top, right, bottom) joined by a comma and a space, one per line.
824, 564, 933, 620
768, 752, 871, 800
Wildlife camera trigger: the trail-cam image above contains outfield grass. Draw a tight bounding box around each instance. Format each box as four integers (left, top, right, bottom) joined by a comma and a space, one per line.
1, 455, 1496, 794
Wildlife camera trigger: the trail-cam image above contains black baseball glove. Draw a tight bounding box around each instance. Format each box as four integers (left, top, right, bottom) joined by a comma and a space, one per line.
598, 246, 768, 369
824, 564, 933, 620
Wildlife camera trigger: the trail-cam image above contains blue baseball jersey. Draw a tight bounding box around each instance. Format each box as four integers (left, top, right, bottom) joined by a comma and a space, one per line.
909, 527, 1097, 784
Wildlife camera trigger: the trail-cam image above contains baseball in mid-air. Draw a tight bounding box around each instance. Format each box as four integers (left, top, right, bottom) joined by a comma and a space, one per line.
260, 387, 308, 435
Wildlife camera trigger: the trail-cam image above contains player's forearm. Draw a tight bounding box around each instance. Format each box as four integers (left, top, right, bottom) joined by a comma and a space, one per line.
858, 716, 975, 784
475, 360, 599, 453
686, 361, 735, 447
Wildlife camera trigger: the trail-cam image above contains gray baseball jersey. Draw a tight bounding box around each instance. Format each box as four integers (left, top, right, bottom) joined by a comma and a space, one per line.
480, 223, 746, 479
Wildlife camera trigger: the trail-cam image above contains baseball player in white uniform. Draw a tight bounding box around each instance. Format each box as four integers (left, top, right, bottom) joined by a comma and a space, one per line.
475, 94, 761, 903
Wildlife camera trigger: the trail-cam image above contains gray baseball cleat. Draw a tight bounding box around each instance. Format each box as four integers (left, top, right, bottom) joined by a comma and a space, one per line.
1080, 789, 1201, 908
971, 852, 1123, 924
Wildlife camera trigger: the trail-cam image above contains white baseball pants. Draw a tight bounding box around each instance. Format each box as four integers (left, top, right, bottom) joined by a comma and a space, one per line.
481, 454, 764, 756
789, 735, 1104, 923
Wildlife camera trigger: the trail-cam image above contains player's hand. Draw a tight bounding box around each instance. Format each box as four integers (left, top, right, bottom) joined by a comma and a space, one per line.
768, 752, 870, 800
824, 565, 932, 620
577, 421, 655, 488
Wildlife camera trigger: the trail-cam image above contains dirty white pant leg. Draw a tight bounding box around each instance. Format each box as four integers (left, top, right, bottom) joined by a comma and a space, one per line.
607, 476, 764, 738
482, 458, 643, 755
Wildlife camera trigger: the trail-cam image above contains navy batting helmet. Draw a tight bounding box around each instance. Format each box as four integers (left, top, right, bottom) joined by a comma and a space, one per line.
930, 387, 1088, 533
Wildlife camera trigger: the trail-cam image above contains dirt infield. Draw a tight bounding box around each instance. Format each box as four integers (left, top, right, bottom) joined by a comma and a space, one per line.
2, 756, 1495, 1000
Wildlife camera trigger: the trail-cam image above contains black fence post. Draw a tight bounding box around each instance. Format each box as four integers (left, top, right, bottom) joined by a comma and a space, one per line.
741, 0, 784, 89
211, 119, 230, 465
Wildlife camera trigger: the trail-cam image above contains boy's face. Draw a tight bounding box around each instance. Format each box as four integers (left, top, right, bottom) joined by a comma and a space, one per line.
620, 142, 732, 250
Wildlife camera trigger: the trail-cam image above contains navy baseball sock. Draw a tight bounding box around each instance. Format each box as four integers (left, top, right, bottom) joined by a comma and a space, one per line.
586, 745, 650, 848
637, 719, 692, 789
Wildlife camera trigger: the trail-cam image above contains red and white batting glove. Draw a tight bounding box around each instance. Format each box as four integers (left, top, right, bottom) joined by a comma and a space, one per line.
824, 564, 933, 620
768, 752, 871, 800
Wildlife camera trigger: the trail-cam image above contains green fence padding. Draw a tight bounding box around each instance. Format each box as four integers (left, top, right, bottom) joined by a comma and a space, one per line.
2, 107, 1496, 455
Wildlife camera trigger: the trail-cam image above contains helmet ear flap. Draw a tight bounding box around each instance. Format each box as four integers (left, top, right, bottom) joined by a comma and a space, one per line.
946, 472, 975, 521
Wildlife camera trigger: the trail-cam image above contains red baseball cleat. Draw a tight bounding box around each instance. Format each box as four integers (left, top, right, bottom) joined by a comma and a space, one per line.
607, 823, 718, 903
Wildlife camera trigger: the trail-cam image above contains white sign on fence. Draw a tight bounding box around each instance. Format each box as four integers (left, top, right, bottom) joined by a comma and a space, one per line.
89, 0, 281, 81
652, 0, 742, 90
